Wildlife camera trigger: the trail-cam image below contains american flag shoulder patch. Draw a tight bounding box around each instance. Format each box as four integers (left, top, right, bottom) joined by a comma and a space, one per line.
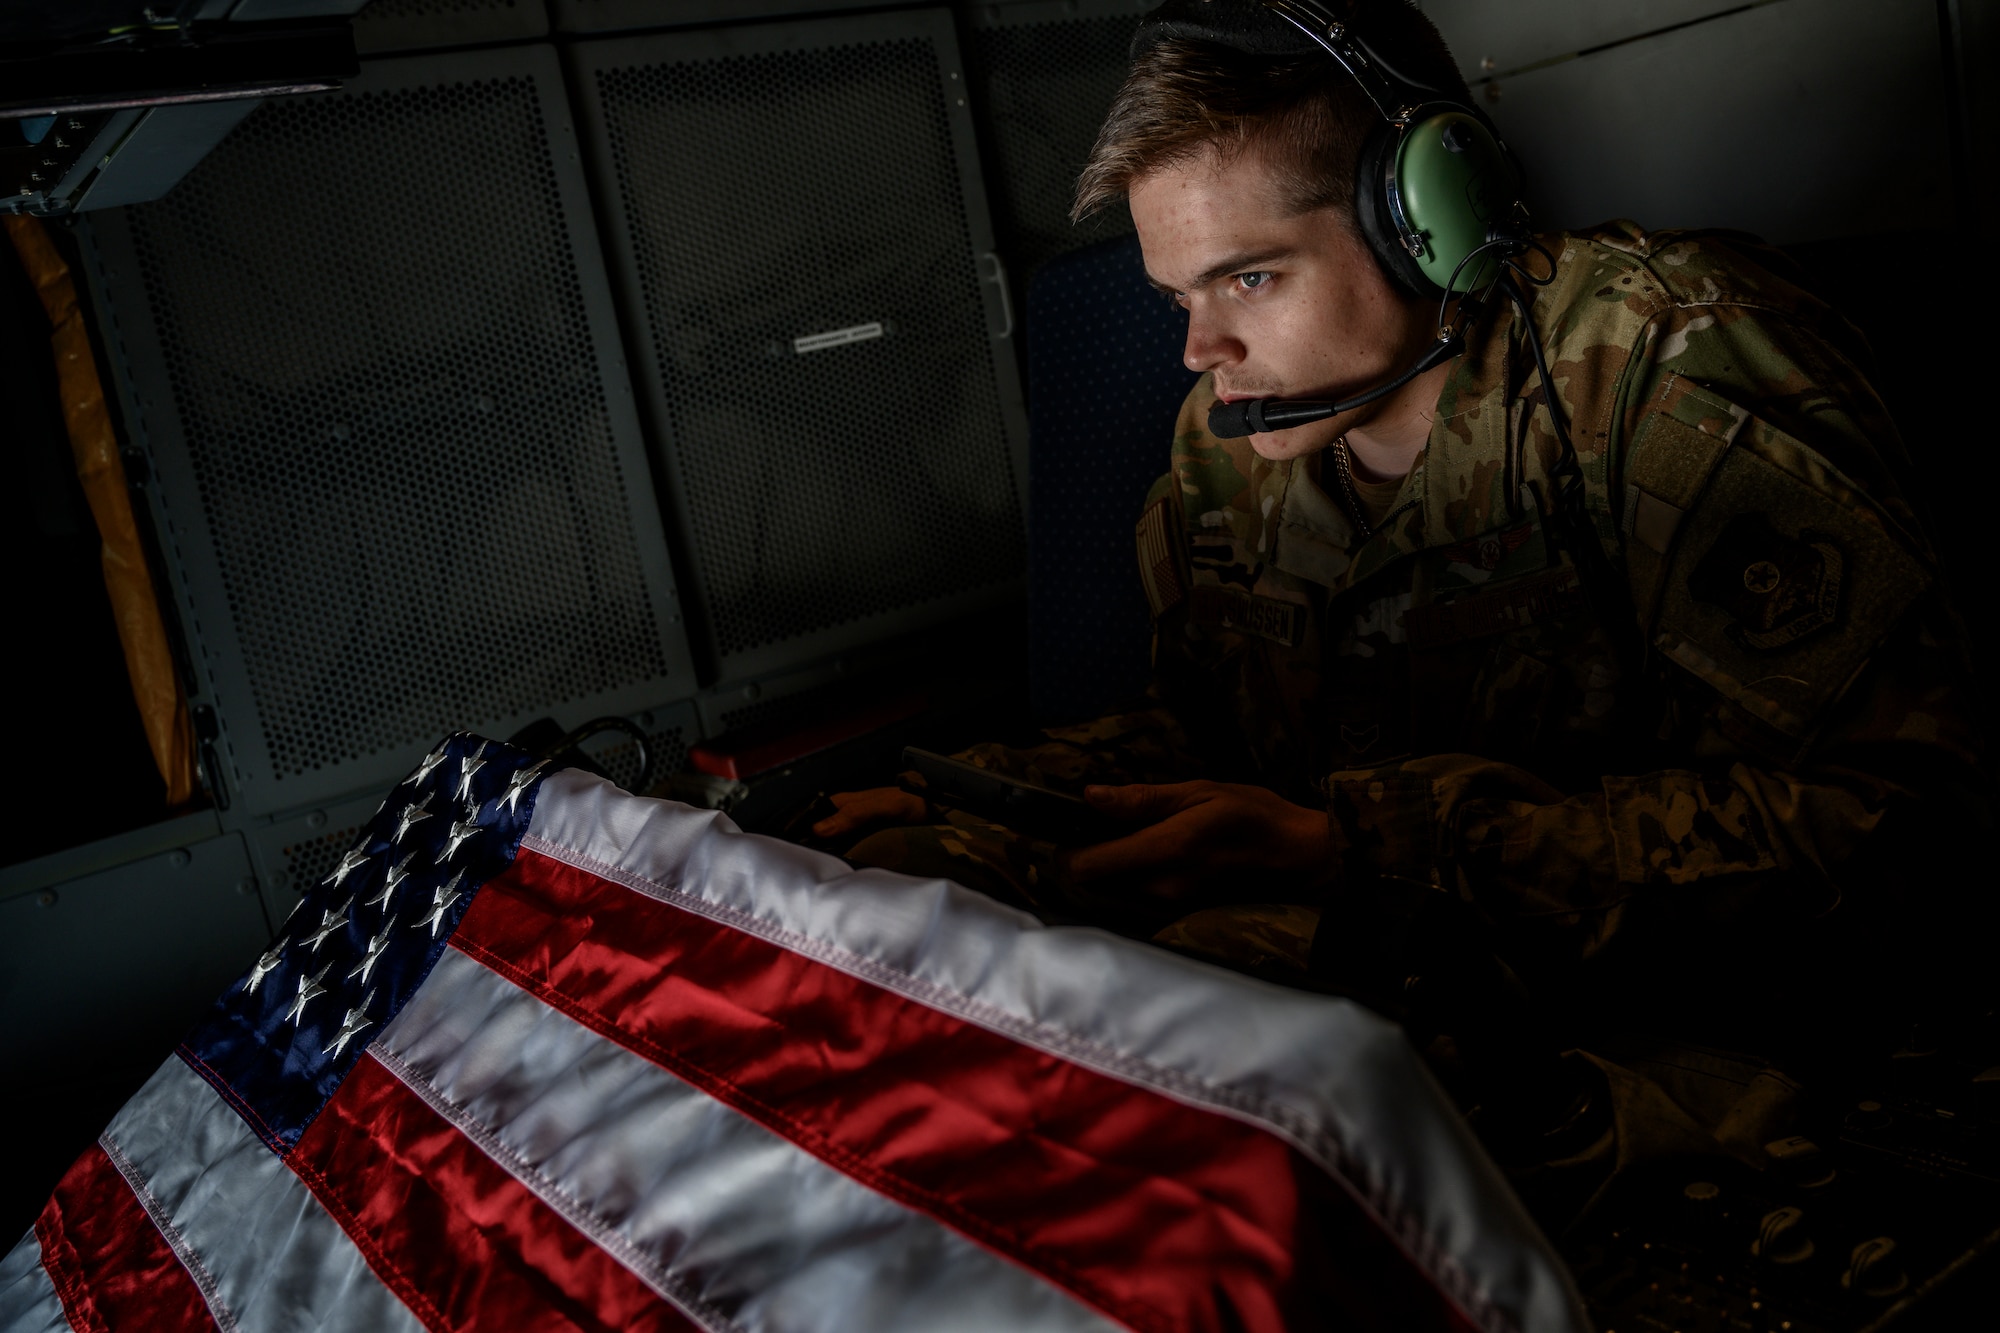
1135, 496, 1187, 619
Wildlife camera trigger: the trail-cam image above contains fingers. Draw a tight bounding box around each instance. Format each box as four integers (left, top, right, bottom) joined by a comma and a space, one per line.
1082, 781, 1209, 822
813, 787, 928, 838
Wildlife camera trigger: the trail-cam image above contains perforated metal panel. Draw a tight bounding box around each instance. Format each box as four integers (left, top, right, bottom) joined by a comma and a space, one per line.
84, 45, 693, 818
573, 10, 1028, 684
967, 0, 1150, 281
353, 0, 549, 54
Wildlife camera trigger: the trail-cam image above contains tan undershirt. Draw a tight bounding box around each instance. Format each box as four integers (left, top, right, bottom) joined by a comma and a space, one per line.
1346, 468, 1406, 531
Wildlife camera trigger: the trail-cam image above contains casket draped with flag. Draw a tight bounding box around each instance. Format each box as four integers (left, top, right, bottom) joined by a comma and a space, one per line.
0, 734, 1586, 1332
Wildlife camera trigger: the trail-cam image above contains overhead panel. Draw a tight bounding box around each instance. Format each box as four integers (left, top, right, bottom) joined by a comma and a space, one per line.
1419, 0, 1749, 80
351, 0, 550, 54
553, 0, 864, 34
83, 44, 694, 818
965, 0, 1151, 283
1459, 0, 1952, 244
572, 9, 1028, 684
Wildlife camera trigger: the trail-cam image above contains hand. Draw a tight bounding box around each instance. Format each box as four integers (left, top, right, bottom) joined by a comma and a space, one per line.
812, 785, 929, 840
1063, 780, 1331, 902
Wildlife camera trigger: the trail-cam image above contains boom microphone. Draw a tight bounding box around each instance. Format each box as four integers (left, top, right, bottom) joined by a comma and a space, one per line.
1206, 328, 1465, 439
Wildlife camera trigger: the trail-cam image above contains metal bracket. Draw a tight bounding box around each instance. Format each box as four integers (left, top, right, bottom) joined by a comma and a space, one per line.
977, 250, 1014, 340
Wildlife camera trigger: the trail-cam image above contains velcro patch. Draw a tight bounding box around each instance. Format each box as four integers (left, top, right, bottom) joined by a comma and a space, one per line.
1622, 384, 1735, 626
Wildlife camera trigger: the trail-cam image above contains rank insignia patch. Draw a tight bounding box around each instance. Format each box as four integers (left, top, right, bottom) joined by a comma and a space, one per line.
1688, 512, 1844, 651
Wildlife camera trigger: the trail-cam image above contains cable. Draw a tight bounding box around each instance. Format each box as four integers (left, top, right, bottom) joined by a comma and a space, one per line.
1496, 266, 1635, 658
1433, 234, 1520, 343
551, 716, 655, 794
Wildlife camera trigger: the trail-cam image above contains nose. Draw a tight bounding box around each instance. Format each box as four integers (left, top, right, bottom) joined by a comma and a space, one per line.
1182, 300, 1243, 375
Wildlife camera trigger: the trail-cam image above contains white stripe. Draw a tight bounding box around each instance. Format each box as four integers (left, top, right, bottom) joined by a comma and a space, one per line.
98, 1133, 237, 1332
0, 1234, 70, 1333
101, 1057, 426, 1333
375, 948, 1122, 1333
524, 770, 1589, 1333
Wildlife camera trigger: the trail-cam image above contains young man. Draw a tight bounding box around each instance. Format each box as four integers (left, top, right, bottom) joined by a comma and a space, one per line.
821, 0, 1983, 1136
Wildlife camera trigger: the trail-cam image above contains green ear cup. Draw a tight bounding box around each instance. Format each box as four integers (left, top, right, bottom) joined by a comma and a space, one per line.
1390, 110, 1521, 293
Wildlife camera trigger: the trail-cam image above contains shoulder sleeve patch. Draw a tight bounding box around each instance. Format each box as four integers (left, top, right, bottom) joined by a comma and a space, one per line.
1651, 418, 1930, 738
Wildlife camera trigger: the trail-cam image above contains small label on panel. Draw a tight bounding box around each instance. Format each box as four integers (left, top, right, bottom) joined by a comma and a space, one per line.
793, 322, 885, 355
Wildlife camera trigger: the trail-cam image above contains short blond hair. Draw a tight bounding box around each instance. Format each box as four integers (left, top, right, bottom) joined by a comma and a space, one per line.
1072, 3, 1470, 223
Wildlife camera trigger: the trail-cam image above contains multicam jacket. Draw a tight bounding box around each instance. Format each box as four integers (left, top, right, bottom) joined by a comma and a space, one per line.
1136, 222, 1982, 983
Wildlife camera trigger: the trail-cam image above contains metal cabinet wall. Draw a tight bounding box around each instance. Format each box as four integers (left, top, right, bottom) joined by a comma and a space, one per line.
83, 44, 696, 820
570, 9, 1029, 685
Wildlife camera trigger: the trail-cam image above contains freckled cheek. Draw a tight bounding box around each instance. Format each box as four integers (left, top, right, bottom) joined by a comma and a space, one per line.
1260, 304, 1336, 383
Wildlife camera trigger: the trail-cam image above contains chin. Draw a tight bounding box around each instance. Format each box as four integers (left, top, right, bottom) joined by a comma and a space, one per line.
1247, 427, 1334, 463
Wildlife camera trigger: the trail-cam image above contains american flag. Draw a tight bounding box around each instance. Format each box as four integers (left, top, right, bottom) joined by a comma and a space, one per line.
1, 733, 1584, 1332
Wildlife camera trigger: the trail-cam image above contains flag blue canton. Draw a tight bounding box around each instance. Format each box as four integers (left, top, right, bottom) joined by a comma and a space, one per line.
177, 733, 550, 1150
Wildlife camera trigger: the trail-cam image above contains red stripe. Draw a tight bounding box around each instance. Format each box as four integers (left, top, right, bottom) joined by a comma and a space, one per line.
286, 1054, 700, 1333
32, 1142, 217, 1333
454, 847, 1479, 1333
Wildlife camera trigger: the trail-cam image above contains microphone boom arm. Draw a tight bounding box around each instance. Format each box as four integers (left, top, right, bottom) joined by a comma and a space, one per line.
1206, 327, 1465, 439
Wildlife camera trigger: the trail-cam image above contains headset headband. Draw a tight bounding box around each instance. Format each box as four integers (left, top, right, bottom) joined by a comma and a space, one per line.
1260, 0, 1420, 124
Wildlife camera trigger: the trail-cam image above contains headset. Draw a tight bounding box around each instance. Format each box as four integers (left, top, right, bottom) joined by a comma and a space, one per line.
1136, 0, 1624, 629
1267, 0, 1524, 300
1135, 0, 1530, 435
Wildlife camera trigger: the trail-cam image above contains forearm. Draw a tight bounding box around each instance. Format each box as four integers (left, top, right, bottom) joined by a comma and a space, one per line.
1324, 752, 1927, 965
951, 703, 1201, 792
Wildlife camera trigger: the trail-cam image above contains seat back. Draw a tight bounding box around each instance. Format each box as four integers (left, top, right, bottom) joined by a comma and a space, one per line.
1026, 234, 1199, 724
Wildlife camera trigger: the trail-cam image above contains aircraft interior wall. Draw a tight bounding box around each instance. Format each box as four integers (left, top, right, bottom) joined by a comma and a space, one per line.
3, 0, 1994, 1292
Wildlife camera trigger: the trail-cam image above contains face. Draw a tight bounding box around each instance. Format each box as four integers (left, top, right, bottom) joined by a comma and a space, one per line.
1129, 144, 1432, 460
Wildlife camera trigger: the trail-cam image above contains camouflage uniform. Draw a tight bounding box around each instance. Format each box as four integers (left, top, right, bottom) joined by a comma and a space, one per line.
852, 221, 1984, 1044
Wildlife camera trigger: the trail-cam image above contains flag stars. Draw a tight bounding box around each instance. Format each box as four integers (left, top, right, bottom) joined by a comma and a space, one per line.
414, 870, 465, 938
394, 794, 434, 845
283, 961, 335, 1027
322, 991, 376, 1058
243, 938, 288, 996
303, 898, 353, 953
442, 818, 481, 861
348, 918, 395, 986
455, 749, 488, 803
364, 851, 416, 909
325, 848, 371, 890
500, 761, 547, 815
411, 744, 448, 787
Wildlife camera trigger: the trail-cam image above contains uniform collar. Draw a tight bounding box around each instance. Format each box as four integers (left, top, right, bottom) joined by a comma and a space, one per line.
1269, 303, 1520, 596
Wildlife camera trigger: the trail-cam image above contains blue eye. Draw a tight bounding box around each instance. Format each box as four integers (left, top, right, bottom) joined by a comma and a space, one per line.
1238, 272, 1271, 290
